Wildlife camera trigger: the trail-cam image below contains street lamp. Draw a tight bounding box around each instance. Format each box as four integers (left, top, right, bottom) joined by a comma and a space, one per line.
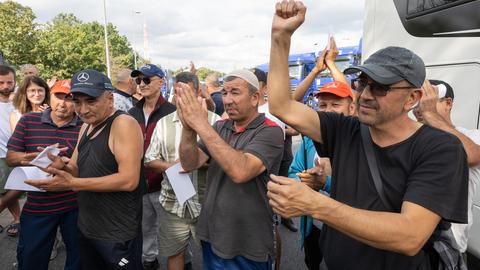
131, 11, 142, 69
103, 0, 111, 78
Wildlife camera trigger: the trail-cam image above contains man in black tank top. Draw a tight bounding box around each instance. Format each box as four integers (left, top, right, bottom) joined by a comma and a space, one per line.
29, 70, 146, 270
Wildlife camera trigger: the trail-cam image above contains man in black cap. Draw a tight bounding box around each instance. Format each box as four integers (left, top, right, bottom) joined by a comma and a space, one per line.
265, 1, 468, 270
128, 64, 175, 270
28, 69, 146, 270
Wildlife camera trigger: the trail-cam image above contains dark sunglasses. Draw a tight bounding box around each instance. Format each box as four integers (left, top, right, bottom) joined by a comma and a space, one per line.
351, 77, 415, 97
135, 77, 153, 85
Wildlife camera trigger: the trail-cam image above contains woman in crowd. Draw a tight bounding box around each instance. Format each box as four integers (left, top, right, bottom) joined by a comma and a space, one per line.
1, 76, 50, 237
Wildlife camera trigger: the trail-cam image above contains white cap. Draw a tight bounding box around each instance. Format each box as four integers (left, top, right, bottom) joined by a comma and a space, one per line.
437, 84, 447, 98
225, 69, 259, 91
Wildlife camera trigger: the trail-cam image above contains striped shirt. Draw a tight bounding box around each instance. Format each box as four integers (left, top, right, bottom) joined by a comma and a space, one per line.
7, 109, 82, 215
144, 111, 221, 219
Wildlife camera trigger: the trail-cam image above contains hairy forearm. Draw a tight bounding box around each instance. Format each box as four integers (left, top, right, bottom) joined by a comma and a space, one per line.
292, 68, 319, 102
144, 160, 175, 173
423, 112, 480, 166
179, 127, 200, 171
268, 32, 293, 116
196, 123, 255, 183
309, 194, 435, 256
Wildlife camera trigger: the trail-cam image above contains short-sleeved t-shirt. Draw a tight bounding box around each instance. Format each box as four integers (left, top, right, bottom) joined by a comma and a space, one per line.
196, 113, 284, 262
7, 110, 82, 215
315, 112, 468, 270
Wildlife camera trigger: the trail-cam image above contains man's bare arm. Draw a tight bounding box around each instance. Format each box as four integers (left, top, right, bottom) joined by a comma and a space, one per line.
268, 176, 440, 256
194, 123, 266, 183
268, 1, 322, 143
179, 127, 209, 172
422, 112, 480, 166
324, 37, 349, 85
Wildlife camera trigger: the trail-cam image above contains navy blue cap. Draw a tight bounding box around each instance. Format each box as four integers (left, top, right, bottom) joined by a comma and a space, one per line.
131, 64, 165, 78
70, 69, 114, 97
252, 68, 267, 84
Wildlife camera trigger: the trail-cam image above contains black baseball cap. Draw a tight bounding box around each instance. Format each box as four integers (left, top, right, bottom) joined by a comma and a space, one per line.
70, 69, 115, 97
131, 64, 165, 78
345, 46, 426, 88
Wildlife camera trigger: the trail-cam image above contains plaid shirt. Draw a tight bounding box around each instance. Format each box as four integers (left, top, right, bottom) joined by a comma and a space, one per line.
144, 111, 221, 219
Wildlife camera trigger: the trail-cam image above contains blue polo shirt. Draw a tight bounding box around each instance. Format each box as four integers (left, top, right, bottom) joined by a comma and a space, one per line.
7, 109, 82, 215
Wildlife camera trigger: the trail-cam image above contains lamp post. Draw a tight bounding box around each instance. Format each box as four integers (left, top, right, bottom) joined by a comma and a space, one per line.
133, 10, 143, 68
103, 0, 111, 78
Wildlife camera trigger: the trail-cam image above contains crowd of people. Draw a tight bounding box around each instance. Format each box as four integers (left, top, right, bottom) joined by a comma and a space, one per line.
0, 1, 479, 270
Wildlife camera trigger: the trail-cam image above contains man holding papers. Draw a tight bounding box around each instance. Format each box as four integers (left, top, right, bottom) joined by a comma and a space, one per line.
26, 70, 146, 270
177, 69, 284, 269
6, 80, 82, 270
144, 71, 220, 270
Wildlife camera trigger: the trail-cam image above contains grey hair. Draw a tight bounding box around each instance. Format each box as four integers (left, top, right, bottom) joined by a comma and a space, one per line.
20, 64, 38, 72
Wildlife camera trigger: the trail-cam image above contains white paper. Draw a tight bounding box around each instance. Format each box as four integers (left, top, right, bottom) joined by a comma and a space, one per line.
29, 146, 60, 168
165, 163, 196, 205
4, 166, 49, 192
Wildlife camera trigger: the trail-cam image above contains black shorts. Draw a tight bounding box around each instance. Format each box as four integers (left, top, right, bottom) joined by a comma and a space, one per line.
78, 230, 143, 270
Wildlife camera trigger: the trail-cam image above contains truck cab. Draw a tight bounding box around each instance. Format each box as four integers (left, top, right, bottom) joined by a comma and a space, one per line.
257, 44, 361, 108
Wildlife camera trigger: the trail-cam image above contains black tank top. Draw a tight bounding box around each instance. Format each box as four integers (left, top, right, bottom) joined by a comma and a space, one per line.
77, 111, 146, 241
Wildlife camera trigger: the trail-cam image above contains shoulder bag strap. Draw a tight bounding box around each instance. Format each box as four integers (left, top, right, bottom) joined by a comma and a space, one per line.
360, 123, 395, 211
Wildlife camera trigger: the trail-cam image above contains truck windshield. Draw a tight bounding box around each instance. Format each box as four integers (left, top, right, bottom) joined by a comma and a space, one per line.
318, 58, 352, 77
289, 64, 302, 80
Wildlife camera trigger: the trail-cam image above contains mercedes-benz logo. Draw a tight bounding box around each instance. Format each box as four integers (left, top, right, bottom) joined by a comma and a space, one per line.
77, 72, 89, 82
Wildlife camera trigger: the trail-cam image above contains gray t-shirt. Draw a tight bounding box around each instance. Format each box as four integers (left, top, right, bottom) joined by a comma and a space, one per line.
197, 113, 284, 262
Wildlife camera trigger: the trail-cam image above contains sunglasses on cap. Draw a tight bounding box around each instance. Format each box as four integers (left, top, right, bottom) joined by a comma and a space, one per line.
351, 77, 415, 97
135, 77, 161, 85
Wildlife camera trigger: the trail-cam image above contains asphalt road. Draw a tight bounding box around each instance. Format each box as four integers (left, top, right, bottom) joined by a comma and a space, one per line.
0, 208, 312, 270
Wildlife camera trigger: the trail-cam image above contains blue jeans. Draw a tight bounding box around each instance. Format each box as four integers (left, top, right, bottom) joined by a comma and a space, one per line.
201, 241, 272, 270
17, 208, 80, 270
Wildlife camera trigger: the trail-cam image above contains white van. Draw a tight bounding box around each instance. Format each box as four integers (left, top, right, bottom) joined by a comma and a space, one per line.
363, 0, 480, 266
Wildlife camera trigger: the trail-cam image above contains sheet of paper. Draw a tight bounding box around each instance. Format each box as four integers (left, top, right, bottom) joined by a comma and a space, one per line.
4, 167, 49, 192
165, 163, 196, 205
29, 146, 60, 168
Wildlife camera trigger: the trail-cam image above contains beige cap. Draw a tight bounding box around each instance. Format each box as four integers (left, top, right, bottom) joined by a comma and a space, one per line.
225, 69, 259, 91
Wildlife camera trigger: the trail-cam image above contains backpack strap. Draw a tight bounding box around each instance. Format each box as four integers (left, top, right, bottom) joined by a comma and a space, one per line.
360, 123, 395, 211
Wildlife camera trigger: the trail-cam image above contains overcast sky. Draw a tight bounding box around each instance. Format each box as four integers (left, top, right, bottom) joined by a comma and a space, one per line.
14, 0, 364, 73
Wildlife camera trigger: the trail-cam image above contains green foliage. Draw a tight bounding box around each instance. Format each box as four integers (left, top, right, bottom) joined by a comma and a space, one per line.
196, 67, 224, 81
0, 1, 38, 68
0, 2, 138, 80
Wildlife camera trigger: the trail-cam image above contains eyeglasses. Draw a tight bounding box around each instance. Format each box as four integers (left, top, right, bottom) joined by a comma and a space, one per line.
26, 88, 45, 95
135, 77, 152, 85
351, 78, 415, 97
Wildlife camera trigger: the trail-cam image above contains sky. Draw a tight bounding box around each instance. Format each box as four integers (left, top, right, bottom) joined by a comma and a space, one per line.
13, 0, 364, 73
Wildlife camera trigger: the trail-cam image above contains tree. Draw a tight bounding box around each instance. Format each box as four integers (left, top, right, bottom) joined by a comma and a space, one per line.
0, 1, 38, 68
36, 13, 137, 79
